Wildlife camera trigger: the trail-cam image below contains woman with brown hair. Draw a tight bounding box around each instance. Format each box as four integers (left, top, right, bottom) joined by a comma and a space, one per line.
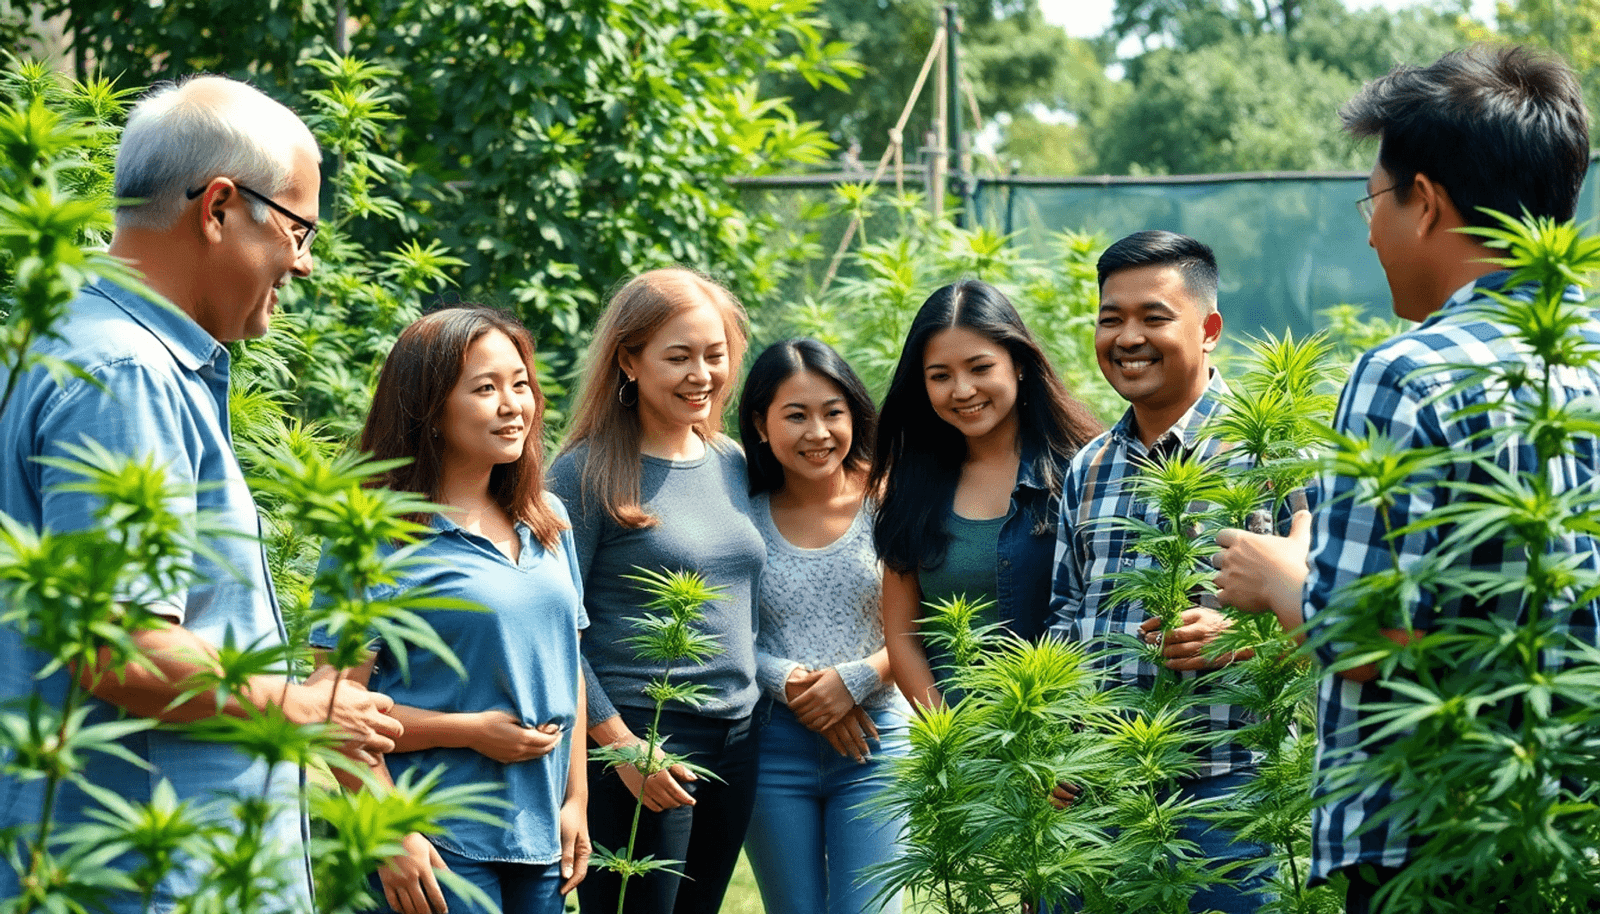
314, 306, 589, 914
547, 267, 765, 914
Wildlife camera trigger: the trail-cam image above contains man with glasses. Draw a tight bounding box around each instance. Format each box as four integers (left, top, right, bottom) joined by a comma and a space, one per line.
1209, 45, 1595, 912
0, 75, 401, 912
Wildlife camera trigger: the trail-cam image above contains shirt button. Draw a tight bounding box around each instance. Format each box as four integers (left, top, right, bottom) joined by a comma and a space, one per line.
1000, 560, 1010, 569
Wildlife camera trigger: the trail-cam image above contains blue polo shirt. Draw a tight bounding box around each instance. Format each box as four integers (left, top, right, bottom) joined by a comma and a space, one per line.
0, 279, 309, 911
314, 502, 588, 863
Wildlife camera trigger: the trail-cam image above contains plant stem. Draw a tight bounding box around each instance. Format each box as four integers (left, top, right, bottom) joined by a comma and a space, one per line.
616, 663, 671, 914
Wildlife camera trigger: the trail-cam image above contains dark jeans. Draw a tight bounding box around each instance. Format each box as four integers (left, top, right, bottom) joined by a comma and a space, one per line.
1341, 864, 1404, 914
577, 707, 759, 914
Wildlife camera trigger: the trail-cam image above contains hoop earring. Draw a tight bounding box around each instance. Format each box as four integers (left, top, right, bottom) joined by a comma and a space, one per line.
618, 377, 638, 408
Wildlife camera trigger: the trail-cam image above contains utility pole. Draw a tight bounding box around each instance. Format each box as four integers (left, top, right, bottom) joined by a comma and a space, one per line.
946, 3, 972, 227
930, 7, 948, 223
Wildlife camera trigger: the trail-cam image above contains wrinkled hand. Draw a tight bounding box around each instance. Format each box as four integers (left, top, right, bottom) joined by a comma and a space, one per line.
558, 795, 590, 894
1214, 510, 1313, 616
1139, 608, 1251, 672
379, 832, 448, 914
291, 667, 402, 764
613, 736, 698, 812
1049, 779, 1082, 810
820, 706, 879, 763
471, 711, 562, 764
789, 667, 856, 731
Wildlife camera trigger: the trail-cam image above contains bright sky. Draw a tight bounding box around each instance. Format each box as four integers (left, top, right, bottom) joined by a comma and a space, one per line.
1042, 0, 1499, 37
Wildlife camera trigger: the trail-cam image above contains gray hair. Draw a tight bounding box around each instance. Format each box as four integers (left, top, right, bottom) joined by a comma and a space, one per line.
114, 75, 320, 231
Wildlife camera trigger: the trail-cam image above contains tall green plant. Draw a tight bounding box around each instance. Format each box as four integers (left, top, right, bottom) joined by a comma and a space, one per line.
1308, 211, 1600, 912
586, 567, 725, 913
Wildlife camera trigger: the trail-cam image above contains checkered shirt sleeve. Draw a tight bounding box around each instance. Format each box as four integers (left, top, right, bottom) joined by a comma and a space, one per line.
1302, 274, 1600, 882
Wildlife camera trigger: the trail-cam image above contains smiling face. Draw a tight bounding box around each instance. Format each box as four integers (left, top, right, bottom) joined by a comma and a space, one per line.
197, 140, 320, 343
620, 297, 731, 447
922, 326, 1020, 450
754, 370, 853, 487
438, 329, 539, 476
1095, 263, 1222, 441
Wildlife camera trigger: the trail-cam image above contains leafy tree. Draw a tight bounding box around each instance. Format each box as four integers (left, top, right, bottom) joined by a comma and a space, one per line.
765, 0, 1112, 170
1090, 1, 1473, 176
39, 0, 856, 373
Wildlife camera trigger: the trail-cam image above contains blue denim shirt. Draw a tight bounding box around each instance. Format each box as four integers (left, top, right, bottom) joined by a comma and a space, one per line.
0, 279, 308, 911
313, 505, 589, 863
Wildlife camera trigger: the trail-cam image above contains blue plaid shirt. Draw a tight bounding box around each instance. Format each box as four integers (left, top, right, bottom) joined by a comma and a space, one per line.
1049, 371, 1309, 780
1302, 271, 1600, 883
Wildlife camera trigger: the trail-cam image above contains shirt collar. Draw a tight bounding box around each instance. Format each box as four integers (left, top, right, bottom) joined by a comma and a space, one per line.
1109, 368, 1229, 457
89, 277, 225, 373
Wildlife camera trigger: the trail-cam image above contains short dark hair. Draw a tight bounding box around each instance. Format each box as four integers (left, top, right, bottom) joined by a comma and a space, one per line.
738, 338, 876, 496
1341, 44, 1590, 228
868, 279, 1102, 574
1096, 230, 1219, 308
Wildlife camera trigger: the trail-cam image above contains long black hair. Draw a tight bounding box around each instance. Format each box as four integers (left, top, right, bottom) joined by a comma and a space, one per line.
738, 338, 877, 496
868, 279, 1102, 575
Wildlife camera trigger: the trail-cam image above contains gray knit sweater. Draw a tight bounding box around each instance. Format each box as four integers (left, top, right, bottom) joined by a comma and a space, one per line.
547, 439, 765, 723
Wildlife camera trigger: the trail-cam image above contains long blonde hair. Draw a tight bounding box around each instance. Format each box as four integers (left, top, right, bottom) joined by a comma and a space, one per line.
558, 268, 749, 528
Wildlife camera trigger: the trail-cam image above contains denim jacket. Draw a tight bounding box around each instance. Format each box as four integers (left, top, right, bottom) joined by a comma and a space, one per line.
994, 444, 1067, 641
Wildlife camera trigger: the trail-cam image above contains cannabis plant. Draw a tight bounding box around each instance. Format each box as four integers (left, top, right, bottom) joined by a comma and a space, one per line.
0, 58, 492, 914
586, 567, 725, 913
870, 596, 1126, 914
1306, 211, 1600, 912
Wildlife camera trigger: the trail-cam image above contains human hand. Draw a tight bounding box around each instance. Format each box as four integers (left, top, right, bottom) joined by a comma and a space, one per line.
789, 667, 856, 731
820, 706, 879, 763
471, 711, 562, 764
1214, 510, 1313, 618
613, 735, 698, 812
290, 667, 403, 764
378, 832, 449, 914
1049, 779, 1082, 810
558, 795, 590, 894
1139, 607, 1251, 672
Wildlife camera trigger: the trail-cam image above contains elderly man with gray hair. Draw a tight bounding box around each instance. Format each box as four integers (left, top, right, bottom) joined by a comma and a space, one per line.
0, 76, 403, 911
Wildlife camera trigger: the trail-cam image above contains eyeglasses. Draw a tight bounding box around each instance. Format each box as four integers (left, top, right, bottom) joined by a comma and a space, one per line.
1355, 184, 1399, 225
186, 182, 318, 255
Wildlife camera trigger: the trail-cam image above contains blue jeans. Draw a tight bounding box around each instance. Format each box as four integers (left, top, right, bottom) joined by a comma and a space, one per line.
578, 707, 759, 914
1173, 771, 1276, 914
365, 844, 564, 914
744, 700, 908, 914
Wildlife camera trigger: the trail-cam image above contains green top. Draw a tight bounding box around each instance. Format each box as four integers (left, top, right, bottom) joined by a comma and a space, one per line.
919, 511, 1005, 687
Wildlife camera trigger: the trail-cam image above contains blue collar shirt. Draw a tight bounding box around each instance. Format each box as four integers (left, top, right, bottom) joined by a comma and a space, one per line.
313, 506, 588, 863
0, 278, 308, 910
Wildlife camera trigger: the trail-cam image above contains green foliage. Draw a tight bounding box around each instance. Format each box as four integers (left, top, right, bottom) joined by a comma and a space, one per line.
0, 57, 496, 914
587, 567, 725, 911
1310, 210, 1600, 911
1091, 1, 1473, 176
882, 326, 1344, 912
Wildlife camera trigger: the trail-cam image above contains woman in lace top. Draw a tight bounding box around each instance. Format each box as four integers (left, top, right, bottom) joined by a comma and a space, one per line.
737, 338, 910, 914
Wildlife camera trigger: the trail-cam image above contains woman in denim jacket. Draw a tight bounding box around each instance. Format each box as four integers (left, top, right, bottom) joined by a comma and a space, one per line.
868, 280, 1103, 709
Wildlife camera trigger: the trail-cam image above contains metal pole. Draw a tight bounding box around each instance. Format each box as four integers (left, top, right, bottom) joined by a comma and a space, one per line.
335, 0, 348, 54
930, 9, 947, 223
946, 3, 971, 228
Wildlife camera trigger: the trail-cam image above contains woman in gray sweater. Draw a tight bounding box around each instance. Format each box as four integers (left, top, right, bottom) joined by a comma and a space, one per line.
548, 268, 764, 914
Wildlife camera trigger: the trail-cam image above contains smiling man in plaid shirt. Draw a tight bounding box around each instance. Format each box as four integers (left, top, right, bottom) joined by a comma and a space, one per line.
1211, 45, 1597, 913
1047, 230, 1310, 913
